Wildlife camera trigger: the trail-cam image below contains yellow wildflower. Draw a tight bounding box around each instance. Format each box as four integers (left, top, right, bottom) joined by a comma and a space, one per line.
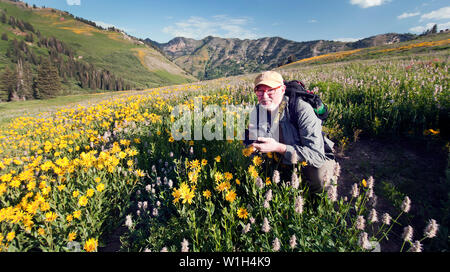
45, 211, 57, 222
214, 172, 224, 183
225, 190, 237, 203
86, 189, 95, 197
73, 210, 81, 219
224, 172, 233, 181
78, 196, 88, 207
253, 156, 263, 166
96, 183, 105, 192
182, 188, 195, 205
362, 179, 367, 188
38, 228, 45, 236
242, 146, 255, 157
72, 190, 80, 198
201, 159, 208, 167
68, 232, 77, 242
248, 165, 258, 179
118, 152, 127, 159
215, 156, 221, 162
237, 208, 249, 219
84, 238, 98, 252
6, 231, 15, 242
203, 190, 212, 199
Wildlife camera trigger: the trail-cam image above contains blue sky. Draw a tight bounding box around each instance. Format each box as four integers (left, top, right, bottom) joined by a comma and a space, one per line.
22, 0, 450, 43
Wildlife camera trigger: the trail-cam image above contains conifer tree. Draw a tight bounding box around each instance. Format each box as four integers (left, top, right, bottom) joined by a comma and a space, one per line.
0, 67, 14, 102
0, 65, 18, 101
35, 58, 61, 99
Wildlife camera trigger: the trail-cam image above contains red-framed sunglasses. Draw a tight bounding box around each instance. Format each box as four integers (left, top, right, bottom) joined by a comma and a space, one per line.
254, 85, 282, 96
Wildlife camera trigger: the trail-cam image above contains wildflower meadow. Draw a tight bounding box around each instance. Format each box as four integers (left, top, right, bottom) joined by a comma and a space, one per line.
0, 52, 448, 252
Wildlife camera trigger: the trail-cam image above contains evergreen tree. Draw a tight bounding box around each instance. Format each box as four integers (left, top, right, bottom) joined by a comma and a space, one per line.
0, 65, 19, 102
0, 13, 6, 24
1, 33, 7, 41
35, 58, 61, 99
0, 67, 14, 102
431, 24, 438, 34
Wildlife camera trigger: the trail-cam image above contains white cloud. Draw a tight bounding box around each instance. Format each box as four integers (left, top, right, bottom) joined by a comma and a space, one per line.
66, 0, 81, 6
308, 19, 317, 23
420, 6, 450, 21
398, 12, 420, 19
409, 21, 450, 33
334, 37, 363, 42
350, 0, 390, 8
162, 15, 259, 40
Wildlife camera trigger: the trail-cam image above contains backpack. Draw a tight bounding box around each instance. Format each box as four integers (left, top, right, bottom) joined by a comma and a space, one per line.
283, 80, 329, 124
284, 80, 335, 160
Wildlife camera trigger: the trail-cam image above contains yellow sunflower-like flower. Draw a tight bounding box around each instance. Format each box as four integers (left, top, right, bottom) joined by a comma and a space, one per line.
203, 190, 212, 199
201, 159, 208, 167
224, 172, 233, 181
214, 172, 224, 183
78, 196, 88, 207
45, 211, 57, 222
362, 179, 367, 188
237, 208, 249, 219
225, 190, 237, 203
68, 232, 77, 242
252, 156, 263, 166
84, 238, 98, 252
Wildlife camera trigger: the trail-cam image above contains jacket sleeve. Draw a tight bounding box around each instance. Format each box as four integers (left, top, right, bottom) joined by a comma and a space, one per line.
282, 99, 327, 168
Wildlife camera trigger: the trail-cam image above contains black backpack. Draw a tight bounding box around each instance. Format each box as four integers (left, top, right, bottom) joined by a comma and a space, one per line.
284, 80, 329, 124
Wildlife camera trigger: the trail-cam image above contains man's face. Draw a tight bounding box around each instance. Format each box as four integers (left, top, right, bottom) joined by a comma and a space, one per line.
254, 84, 285, 111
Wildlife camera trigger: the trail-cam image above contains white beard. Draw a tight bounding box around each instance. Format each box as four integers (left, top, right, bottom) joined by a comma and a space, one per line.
260, 102, 279, 112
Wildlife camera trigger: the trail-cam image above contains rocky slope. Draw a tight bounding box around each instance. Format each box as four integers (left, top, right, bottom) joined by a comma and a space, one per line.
147, 33, 417, 80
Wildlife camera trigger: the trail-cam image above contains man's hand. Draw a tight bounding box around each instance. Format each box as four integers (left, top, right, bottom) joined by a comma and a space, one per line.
251, 137, 287, 155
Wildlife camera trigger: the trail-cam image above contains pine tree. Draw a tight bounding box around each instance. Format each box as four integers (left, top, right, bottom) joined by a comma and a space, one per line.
431, 24, 438, 34
35, 58, 61, 99
0, 66, 18, 102
1, 33, 7, 41
0, 67, 14, 102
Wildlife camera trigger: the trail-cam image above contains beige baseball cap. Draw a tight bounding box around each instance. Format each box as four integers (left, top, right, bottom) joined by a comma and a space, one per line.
254, 71, 284, 88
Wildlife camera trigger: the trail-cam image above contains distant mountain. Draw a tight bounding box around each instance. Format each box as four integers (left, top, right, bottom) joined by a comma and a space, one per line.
146, 33, 417, 80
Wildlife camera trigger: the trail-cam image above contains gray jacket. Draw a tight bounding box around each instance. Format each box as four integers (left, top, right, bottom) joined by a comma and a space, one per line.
250, 96, 335, 168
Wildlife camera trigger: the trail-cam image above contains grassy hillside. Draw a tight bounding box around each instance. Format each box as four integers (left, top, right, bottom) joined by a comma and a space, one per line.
279, 32, 450, 69
0, 0, 196, 94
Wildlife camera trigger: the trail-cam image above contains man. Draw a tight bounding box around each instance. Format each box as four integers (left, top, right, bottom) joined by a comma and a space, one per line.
248, 71, 337, 193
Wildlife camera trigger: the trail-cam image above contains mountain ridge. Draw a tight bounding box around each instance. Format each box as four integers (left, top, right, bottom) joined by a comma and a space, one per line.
146, 33, 417, 80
